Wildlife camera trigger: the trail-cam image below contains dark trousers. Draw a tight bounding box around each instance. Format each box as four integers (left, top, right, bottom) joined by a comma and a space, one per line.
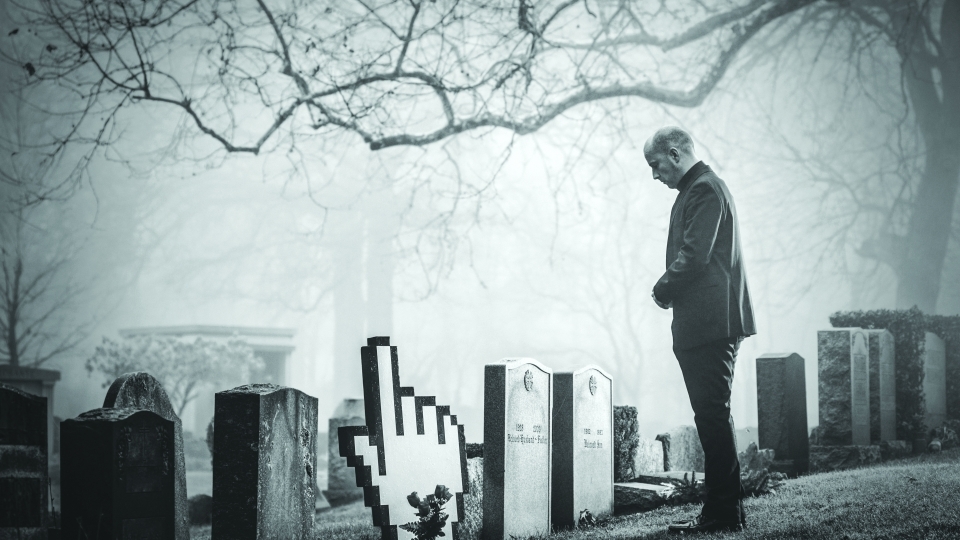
674, 336, 744, 522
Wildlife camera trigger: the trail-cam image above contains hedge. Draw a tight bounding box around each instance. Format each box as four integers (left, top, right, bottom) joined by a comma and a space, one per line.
830, 307, 960, 440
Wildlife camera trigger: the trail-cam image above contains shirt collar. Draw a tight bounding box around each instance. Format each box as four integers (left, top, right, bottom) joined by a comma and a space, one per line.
677, 161, 709, 192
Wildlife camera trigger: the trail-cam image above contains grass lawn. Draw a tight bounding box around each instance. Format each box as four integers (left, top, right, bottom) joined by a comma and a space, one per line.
191, 448, 960, 539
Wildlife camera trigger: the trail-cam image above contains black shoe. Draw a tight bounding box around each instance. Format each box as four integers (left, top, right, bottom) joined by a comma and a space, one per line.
668, 514, 743, 535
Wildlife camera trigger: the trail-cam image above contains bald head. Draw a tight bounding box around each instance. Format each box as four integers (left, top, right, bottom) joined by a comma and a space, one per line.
643, 126, 699, 190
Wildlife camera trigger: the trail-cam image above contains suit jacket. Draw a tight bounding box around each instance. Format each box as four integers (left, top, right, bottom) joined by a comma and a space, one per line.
653, 161, 757, 350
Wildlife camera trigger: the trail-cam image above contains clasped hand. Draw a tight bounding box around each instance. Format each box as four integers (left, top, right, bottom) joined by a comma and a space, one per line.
651, 290, 672, 310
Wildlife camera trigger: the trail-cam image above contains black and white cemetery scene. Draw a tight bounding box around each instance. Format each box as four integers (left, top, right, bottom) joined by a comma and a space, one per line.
2, 1, 960, 538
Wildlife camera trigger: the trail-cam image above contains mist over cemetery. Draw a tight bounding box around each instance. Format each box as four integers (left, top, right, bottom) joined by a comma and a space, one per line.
2, 0, 960, 539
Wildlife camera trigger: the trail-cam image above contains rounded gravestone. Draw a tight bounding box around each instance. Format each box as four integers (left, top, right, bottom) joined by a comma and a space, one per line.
104, 372, 190, 540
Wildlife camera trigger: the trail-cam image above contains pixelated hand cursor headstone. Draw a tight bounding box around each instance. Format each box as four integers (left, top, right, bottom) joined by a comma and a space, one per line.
339, 337, 469, 540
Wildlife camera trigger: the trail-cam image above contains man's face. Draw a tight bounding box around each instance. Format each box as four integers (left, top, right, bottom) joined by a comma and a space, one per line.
644, 148, 684, 189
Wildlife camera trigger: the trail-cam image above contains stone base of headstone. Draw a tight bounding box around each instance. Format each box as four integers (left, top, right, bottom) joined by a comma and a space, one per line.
769, 459, 798, 477
212, 384, 318, 540
613, 406, 639, 482
613, 482, 669, 514
633, 437, 664, 475
809, 445, 881, 472
818, 330, 871, 446
879, 440, 912, 461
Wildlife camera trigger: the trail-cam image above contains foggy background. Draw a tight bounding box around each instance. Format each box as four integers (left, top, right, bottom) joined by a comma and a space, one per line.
2, 0, 958, 449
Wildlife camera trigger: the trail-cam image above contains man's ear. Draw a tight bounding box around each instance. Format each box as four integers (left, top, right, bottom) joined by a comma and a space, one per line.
668, 148, 680, 163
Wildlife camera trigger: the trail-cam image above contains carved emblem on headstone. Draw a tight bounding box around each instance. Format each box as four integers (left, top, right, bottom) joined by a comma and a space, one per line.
589, 375, 597, 396
524, 370, 534, 391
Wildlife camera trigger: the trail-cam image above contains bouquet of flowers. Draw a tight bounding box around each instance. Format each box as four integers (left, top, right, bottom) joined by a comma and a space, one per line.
400, 485, 454, 540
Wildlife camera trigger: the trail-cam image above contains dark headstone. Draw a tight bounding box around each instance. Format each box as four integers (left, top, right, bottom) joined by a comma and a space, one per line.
756, 353, 809, 474
483, 359, 552, 540
923, 332, 946, 432
61, 408, 175, 540
212, 384, 318, 540
866, 331, 897, 442
0, 383, 48, 538
809, 444, 881, 472
818, 329, 870, 446
0, 365, 60, 461
324, 398, 365, 506
103, 372, 189, 539
552, 367, 613, 528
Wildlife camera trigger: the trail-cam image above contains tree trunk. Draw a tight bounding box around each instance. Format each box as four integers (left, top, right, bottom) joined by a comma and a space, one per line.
332, 209, 366, 405
894, 1, 960, 314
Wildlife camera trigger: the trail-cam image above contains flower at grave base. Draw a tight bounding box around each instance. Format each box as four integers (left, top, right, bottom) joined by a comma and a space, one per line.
401, 485, 451, 540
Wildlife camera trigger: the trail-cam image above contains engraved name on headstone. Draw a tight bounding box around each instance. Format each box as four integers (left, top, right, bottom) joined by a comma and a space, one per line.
212, 384, 318, 540
0, 383, 48, 538
756, 353, 809, 473
923, 332, 947, 432
61, 408, 175, 540
483, 359, 552, 540
817, 329, 871, 446
552, 366, 613, 528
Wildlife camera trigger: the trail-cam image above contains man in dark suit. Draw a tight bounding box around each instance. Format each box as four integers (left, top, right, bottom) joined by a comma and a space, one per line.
645, 126, 757, 534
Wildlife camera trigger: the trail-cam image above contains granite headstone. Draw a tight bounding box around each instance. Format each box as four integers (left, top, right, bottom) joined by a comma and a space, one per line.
337, 337, 468, 540
103, 372, 189, 540
483, 358, 552, 540
866, 330, 897, 442
661, 425, 704, 472
633, 436, 665, 475
923, 332, 946, 432
756, 353, 809, 473
818, 329, 871, 446
552, 366, 613, 528
0, 383, 48, 539
324, 398, 365, 506
61, 408, 175, 540
212, 384, 318, 540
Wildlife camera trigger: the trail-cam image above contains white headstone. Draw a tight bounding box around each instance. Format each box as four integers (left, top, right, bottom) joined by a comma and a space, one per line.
483, 358, 552, 540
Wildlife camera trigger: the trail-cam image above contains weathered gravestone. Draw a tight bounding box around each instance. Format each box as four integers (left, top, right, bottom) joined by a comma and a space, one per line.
866, 330, 897, 442
483, 358, 552, 540
756, 353, 809, 474
552, 366, 613, 528
0, 383, 48, 539
212, 384, 318, 540
339, 337, 468, 540
61, 408, 175, 540
818, 329, 871, 446
634, 437, 665, 475
325, 398, 365, 506
923, 332, 947, 432
612, 405, 638, 482
658, 425, 704, 473
103, 372, 189, 540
